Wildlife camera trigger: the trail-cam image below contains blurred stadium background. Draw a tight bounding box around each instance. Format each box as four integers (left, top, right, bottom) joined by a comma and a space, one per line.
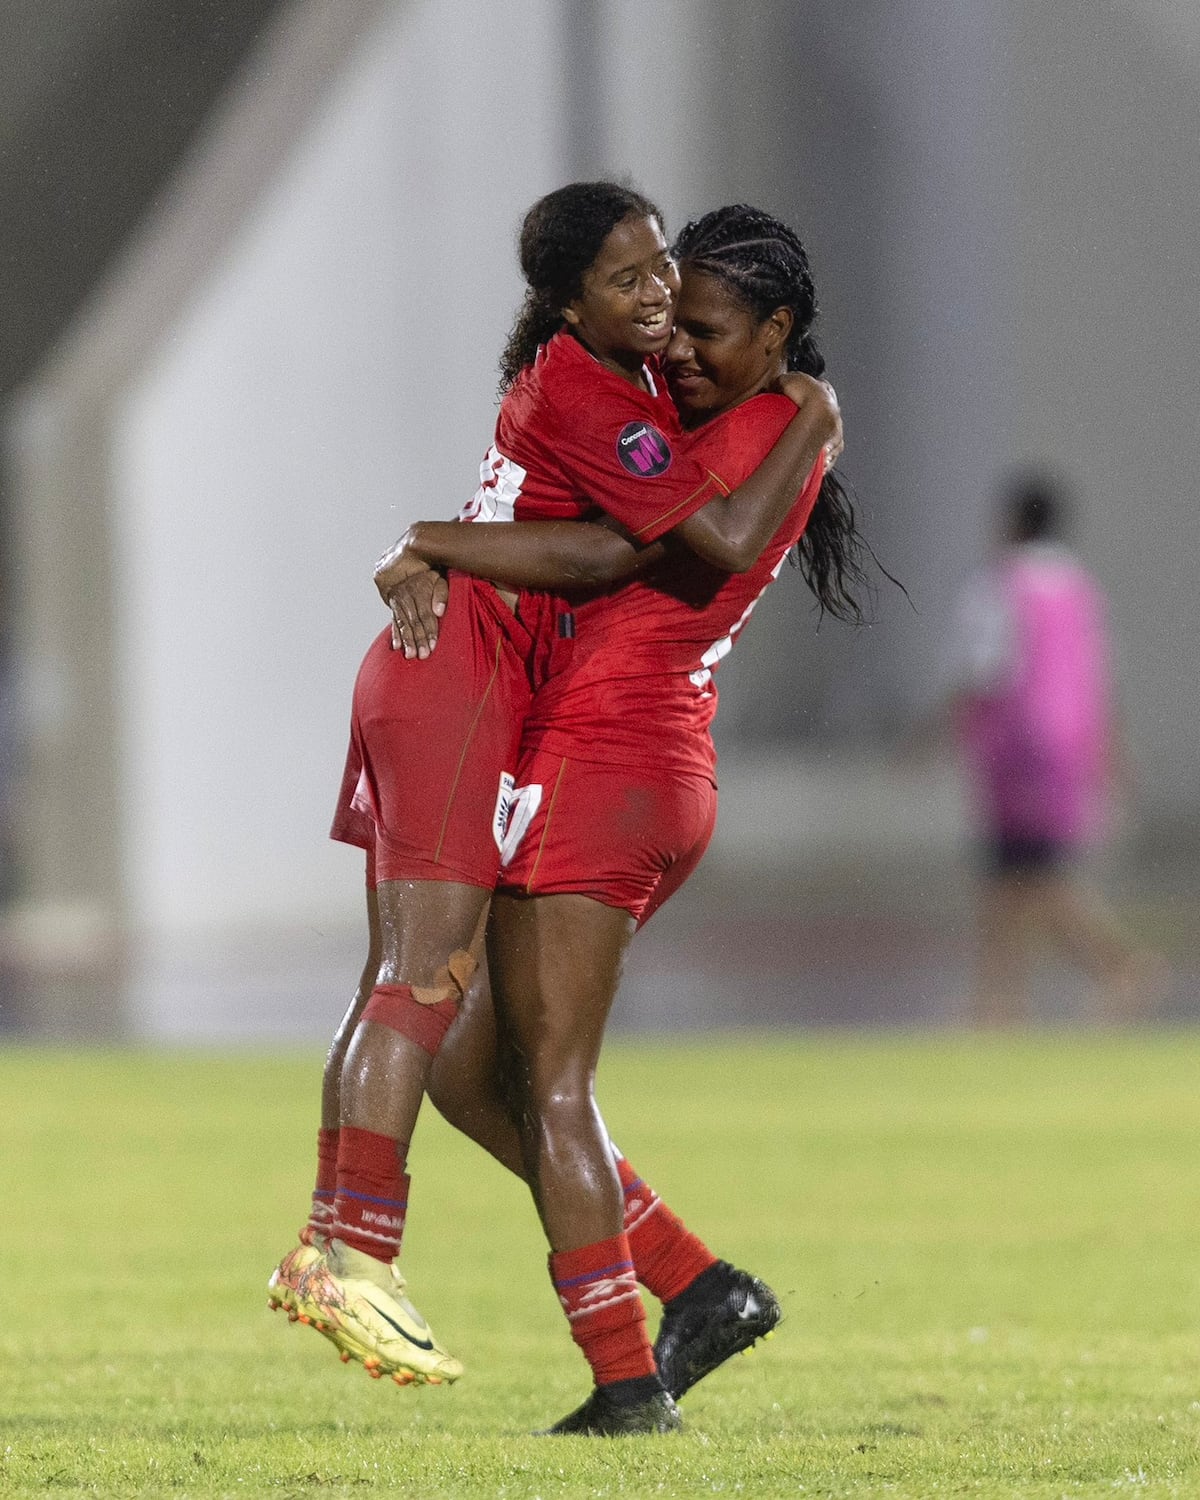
0, 0, 1196, 1043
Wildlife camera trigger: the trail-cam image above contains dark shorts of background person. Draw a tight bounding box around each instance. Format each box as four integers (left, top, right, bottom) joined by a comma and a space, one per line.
983, 832, 1073, 878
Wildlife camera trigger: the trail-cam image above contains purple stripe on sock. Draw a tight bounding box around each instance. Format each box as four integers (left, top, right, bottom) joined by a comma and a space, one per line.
337, 1188, 408, 1209
555, 1260, 635, 1289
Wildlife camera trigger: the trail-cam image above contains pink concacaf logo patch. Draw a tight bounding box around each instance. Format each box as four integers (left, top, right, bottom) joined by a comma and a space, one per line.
616, 421, 672, 477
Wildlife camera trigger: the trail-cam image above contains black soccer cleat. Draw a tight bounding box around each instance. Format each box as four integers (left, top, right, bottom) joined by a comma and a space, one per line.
539, 1385, 682, 1437
653, 1261, 782, 1400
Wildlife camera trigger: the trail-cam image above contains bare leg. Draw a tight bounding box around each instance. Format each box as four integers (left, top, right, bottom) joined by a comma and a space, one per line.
1032, 873, 1169, 1022
321, 881, 382, 1130
435, 891, 781, 1408
481, 887, 679, 1425
971, 874, 1033, 1028
486, 889, 636, 1252
428, 955, 526, 1174
285, 879, 493, 1386
339, 879, 491, 1142
267, 880, 385, 1309
1034, 873, 1133, 976
344, 905, 637, 1188
278, 877, 488, 1262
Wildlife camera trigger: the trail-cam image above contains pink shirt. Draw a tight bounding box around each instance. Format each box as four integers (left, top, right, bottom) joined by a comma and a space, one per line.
955, 543, 1111, 843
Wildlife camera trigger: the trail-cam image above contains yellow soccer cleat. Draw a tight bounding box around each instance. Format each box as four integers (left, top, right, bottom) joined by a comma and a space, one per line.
267, 1230, 326, 1315
293, 1238, 463, 1386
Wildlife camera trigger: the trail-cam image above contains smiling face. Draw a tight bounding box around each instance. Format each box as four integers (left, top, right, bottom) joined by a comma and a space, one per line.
665, 269, 793, 426
562, 214, 681, 380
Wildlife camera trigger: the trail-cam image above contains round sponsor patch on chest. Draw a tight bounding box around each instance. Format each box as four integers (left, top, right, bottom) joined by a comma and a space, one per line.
616, 421, 672, 477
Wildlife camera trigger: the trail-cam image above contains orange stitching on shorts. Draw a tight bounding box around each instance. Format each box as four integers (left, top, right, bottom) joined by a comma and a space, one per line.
525, 756, 568, 891
433, 634, 504, 864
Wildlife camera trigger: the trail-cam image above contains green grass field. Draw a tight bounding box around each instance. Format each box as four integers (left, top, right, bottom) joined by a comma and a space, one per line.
3, 1032, 1199, 1498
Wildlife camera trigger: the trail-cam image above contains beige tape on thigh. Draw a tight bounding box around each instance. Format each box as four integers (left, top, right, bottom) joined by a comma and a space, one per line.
411, 948, 477, 1007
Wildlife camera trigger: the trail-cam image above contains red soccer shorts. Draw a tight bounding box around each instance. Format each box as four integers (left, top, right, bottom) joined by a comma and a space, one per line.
496, 747, 717, 925
330, 574, 534, 888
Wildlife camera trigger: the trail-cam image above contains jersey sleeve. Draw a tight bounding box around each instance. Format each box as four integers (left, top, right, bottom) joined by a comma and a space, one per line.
546, 384, 730, 544
678, 392, 794, 484
667, 393, 823, 541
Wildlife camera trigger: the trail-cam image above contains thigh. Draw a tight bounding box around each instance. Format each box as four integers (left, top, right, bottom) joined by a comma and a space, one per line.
487, 890, 635, 1079
498, 749, 717, 925
374, 877, 490, 991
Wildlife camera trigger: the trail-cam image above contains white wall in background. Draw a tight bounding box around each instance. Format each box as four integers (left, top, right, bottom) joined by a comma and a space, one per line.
110, 0, 568, 944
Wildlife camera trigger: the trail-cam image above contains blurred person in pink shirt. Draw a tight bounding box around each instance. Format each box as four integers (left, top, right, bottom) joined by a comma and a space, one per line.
951, 471, 1166, 1026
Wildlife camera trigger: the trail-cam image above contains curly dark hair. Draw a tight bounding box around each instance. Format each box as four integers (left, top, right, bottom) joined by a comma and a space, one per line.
672, 204, 872, 624
498, 181, 664, 391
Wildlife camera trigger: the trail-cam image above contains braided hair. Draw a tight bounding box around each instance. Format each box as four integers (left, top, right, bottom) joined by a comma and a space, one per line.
672, 205, 871, 623
499, 181, 665, 391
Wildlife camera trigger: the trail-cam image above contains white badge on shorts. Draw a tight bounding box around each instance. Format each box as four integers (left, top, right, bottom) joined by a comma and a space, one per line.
492, 771, 543, 867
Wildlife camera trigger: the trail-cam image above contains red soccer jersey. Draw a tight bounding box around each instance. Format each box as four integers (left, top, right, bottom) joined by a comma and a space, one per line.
520, 393, 823, 778
459, 330, 728, 542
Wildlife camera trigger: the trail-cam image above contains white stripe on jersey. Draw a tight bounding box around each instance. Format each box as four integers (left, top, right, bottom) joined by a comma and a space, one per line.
689, 553, 789, 691
460, 444, 527, 523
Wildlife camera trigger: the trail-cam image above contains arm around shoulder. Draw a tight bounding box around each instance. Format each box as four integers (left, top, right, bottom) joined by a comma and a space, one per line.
672, 375, 840, 573
402, 518, 664, 591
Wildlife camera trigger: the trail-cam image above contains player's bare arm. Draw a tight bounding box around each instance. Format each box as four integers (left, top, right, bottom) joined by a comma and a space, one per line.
375, 518, 667, 657
669, 374, 840, 574
377, 371, 838, 627
377, 374, 838, 656
389, 517, 664, 593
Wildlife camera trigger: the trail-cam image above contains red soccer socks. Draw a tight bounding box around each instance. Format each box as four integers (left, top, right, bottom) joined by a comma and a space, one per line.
329, 1124, 410, 1263
304, 1126, 340, 1240
549, 1233, 657, 1386
615, 1153, 718, 1304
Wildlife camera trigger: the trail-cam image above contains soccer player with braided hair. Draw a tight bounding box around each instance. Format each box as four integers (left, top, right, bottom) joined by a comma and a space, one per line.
269, 184, 841, 1415
667, 204, 868, 621
365, 203, 868, 1434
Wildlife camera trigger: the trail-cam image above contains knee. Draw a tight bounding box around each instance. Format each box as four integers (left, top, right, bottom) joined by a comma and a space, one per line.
492, 1021, 596, 1136
490, 1031, 573, 1139
362, 948, 481, 1058
378, 946, 479, 1006
493, 1035, 533, 1131
522, 1056, 596, 1135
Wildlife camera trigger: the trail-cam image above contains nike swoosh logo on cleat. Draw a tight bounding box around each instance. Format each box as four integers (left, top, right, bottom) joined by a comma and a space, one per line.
361, 1295, 436, 1351
739, 1294, 760, 1321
